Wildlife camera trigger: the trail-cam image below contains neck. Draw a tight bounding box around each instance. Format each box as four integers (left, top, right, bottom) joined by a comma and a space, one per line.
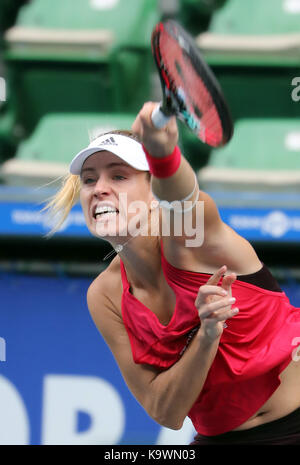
113, 235, 162, 290
104, 208, 162, 288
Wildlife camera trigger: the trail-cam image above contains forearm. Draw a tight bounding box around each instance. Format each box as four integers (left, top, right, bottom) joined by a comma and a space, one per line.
151, 153, 199, 204
132, 102, 199, 205
148, 330, 219, 429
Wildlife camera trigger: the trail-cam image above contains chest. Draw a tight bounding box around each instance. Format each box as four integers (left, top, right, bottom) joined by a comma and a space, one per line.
129, 283, 177, 327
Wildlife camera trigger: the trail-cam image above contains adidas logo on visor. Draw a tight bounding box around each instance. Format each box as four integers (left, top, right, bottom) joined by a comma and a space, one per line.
99, 136, 118, 146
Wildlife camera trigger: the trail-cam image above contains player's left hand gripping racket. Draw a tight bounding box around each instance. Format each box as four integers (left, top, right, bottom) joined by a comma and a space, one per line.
151, 20, 233, 147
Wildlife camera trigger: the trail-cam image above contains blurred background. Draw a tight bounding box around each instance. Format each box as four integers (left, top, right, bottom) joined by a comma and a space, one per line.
0, 0, 300, 445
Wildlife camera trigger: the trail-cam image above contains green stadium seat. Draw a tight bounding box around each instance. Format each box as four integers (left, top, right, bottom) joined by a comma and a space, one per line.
210, 65, 300, 123
2, 0, 160, 137
0, 2, 30, 162
6, 0, 158, 49
0, 112, 138, 186
196, 0, 300, 65
189, 0, 300, 147
0, 101, 19, 163
209, 0, 300, 35
162, 0, 300, 168
198, 118, 300, 192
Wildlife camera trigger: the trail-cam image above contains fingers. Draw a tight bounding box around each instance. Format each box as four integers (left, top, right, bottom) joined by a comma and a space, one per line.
221, 273, 237, 295
194, 266, 239, 324
194, 284, 228, 308
198, 296, 238, 320
204, 308, 239, 325
131, 119, 143, 141
194, 266, 227, 307
199, 297, 236, 319
132, 102, 177, 136
132, 102, 159, 134
195, 267, 236, 306
132, 101, 179, 157
205, 265, 227, 286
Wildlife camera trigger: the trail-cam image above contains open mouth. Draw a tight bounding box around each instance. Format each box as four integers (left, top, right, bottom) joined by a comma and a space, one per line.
93, 205, 119, 221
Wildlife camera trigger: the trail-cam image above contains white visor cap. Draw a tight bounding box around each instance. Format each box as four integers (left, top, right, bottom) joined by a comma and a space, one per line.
69, 133, 149, 175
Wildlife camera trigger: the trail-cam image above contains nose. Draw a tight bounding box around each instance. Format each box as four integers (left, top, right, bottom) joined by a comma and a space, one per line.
93, 174, 112, 197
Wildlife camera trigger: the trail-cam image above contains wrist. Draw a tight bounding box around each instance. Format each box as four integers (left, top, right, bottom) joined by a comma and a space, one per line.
143, 145, 181, 178
196, 329, 221, 349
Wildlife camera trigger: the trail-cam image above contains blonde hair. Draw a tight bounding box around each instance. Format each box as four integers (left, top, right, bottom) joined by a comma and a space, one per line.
42, 130, 148, 236
42, 174, 81, 236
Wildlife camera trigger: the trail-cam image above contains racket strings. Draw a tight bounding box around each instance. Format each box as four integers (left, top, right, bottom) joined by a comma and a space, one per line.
159, 32, 223, 146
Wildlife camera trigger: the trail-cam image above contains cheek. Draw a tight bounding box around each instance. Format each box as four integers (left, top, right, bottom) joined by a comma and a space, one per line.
125, 194, 151, 224
79, 189, 85, 208
79, 189, 90, 218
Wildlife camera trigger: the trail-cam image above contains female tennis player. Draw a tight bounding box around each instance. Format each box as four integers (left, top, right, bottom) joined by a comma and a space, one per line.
46, 102, 300, 445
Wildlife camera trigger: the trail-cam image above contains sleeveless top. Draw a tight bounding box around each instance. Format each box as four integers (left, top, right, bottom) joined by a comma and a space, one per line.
119, 242, 300, 436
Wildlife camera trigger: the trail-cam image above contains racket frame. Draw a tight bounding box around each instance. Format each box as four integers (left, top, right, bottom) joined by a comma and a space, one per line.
151, 20, 233, 146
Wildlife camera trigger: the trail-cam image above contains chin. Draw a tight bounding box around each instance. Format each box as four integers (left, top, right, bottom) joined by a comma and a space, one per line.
94, 221, 121, 240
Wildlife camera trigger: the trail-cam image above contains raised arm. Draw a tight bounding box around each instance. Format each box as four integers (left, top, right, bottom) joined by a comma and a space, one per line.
132, 102, 260, 275
87, 267, 238, 429
132, 102, 203, 223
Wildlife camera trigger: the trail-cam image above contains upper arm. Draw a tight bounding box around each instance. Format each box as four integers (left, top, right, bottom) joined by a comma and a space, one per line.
86, 276, 161, 417
160, 189, 260, 273
160, 188, 222, 245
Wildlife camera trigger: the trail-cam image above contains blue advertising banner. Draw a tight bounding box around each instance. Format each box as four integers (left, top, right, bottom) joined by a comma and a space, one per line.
220, 208, 300, 242
0, 201, 89, 237
0, 185, 299, 241
0, 199, 300, 242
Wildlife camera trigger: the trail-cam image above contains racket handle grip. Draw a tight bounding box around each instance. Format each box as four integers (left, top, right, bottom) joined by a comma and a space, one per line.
151, 104, 172, 129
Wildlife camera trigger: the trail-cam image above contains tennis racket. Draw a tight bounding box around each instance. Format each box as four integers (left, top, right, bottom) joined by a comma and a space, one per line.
151, 20, 233, 147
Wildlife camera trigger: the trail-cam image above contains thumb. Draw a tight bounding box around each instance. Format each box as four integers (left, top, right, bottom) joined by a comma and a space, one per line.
131, 115, 143, 138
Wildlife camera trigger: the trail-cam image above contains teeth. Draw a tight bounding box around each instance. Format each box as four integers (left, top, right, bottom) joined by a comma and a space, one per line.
95, 205, 118, 216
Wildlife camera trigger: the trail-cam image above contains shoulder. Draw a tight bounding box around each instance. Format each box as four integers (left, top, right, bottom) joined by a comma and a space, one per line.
87, 258, 129, 349
87, 256, 122, 320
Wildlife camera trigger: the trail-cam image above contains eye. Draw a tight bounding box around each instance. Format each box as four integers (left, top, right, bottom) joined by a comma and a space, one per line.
82, 177, 96, 184
113, 175, 126, 180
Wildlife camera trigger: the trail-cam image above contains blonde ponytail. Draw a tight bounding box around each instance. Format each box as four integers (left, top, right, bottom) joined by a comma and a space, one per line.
42, 174, 81, 236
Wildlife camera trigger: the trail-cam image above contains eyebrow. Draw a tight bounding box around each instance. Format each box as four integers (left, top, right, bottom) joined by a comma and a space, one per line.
81, 162, 128, 175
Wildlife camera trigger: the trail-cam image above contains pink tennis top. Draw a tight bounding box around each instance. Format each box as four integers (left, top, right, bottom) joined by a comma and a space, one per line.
120, 242, 300, 436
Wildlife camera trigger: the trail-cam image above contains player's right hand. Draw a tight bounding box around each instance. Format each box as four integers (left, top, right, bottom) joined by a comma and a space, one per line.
131, 101, 178, 158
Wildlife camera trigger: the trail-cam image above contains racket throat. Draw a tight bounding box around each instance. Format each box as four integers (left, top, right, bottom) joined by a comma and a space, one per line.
168, 87, 202, 135
162, 87, 181, 116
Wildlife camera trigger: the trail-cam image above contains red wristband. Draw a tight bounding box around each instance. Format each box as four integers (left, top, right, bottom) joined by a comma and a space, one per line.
142, 145, 181, 178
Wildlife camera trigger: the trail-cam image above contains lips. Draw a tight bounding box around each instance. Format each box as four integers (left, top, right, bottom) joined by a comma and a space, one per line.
92, 203, 119, 219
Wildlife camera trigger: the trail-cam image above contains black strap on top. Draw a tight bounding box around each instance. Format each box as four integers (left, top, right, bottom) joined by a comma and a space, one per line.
237, 263, 282, 292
